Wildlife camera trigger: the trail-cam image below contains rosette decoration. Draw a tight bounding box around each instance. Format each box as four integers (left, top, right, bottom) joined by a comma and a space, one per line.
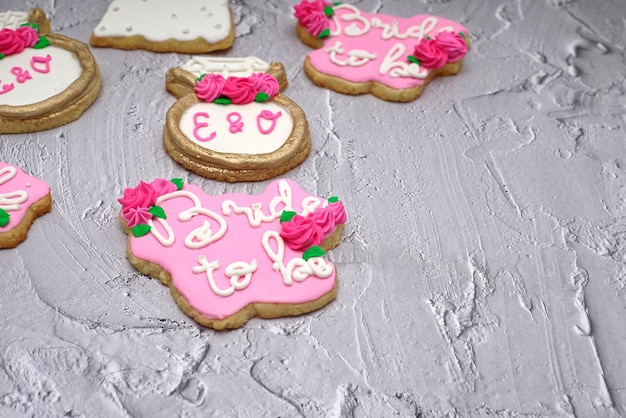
0, 22, 50, 59
279, 196, 347, 259
194, 72, 280, 105
293, 0, 340, 39
407, 31, 468, 69
118, 178, 184, 237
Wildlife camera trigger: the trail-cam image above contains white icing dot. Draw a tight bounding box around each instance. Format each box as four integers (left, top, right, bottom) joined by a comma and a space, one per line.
171, 13, 177, 18
113, 7, 119, 11
200, 6, 207, 11
126, 26, 133, 32
182, 29, 190, 34
25, 183, 31, 188
215, 24, 222, 29
99, 26, 106, 31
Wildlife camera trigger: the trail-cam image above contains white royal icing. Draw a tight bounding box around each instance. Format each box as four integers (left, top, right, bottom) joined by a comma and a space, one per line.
0, 11, 29, 29
93, 0, 232, 43
181, 56, 270, 79
0, 46, 82, 107
179, 101, 295, 155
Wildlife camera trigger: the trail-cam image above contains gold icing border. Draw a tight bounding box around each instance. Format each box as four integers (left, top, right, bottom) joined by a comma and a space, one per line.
163, 94, 311, 182
0, 34, 101, 133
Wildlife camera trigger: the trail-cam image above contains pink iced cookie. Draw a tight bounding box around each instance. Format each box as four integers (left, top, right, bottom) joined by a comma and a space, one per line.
0, 162, 52, 249
293, 2, 470, 102
118, 178, 347, 330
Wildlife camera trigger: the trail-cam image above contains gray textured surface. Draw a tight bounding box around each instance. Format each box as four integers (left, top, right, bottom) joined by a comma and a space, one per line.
1, 0, 626, 416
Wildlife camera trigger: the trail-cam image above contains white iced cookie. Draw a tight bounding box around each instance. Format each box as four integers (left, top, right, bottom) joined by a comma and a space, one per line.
90, 0, 235, 53
0, 8, 101, 134
163, 67, 310, 182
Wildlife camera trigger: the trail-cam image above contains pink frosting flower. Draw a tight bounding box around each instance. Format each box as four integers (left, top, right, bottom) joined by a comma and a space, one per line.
248, 73, 280, 98
326, 201, 347, 225
195, 73, 226, 102
221, 76, 257, 104
280, 214, 325, 251
119, 181, 157, 213
293, 0, 331, 37
435, 31, 468, 62
123, 206, 153, 228
0, 27, 27, 56
412, 38, 449, 69
149, 178, 177, 197
16, 26, 39, 48
293, 0, 330, 21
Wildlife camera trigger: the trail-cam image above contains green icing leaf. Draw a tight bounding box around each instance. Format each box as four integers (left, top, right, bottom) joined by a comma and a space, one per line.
0, 208, 10, 227
255, 92, 269, 102
148, 205, 166, 219
214, 97, 232, 105
20, 22, 40, 32
303, 246, 326, 261
196, 73, 206, 82
459, 32, 467, 40
33, 36, 50, 49
333, 2, 342, 5
132, 224, 152, 238
171, 178, 184, 190
280, 210, 297, 223
324, 5, 334, 16
0, 54, 4, 60
328, 196, 339, 203
407, 55, 421, 66
318, 28, 330, 39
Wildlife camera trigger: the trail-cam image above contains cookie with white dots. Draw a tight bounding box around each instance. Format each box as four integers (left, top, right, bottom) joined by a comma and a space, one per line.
90, 0, 235, 53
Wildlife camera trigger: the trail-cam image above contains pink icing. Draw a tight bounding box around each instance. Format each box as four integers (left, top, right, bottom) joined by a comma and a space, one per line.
194, 73, 226, 102
122, 179, 345, 320
412, 39, 448, 69
256, 109, 282, 134
118, 179, 177, 225
280, 201, 346, 251
248, 73, 280, 98
16, 26, 39, 48
221, 76, 256, 104
0, 162, 50, 231
0, 27, 27, 56
306, 5, 469, 90
294, 0, 332, 37
435, 31, 468, 63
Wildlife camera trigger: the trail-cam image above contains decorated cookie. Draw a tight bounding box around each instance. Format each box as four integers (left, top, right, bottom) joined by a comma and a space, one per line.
0, 162, 52, 249
293, 1, 470, 102
0, 8, 101, 134
166, 56, 288, 99
118, 178, 347, 330
91, 0, 235, 53
163, 66, 310, 182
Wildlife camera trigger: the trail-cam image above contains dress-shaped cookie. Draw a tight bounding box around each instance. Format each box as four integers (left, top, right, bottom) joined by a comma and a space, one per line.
91, 0, 235, 53
293, 1, 470, 102
0, 8, 101, 133
163, 57, 310, 182
0, 162, 51, 249
118, 178, 347, 330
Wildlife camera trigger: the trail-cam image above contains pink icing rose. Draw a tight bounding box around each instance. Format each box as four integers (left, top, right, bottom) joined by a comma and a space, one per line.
309, 206, 336, 234
123, 206, 153, 228
301, 12, 330, 37
412, 38, 449, 69
435, 31, 468, 63
149, 178, 177, 197
280, 214, 325, 251
195, 73, 226, 102
293, 0, 330, 21
16, 26, 39, 48
119, 181, 157, 213
0, 27, 27, 56
326, 201, 347, 225
221, 76, 257, 104
248, 73, 280, 98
